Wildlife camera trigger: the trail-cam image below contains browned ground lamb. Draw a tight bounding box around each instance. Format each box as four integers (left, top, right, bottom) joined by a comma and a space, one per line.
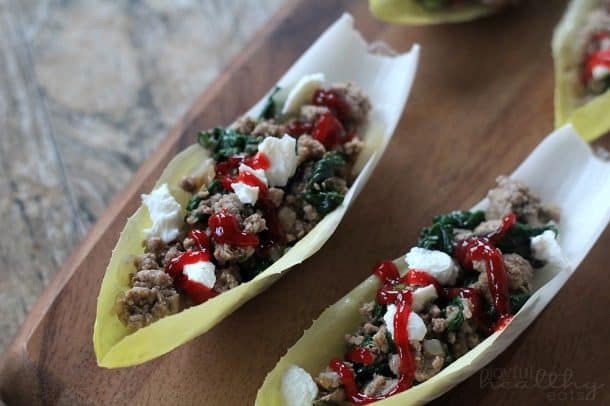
313, 176, 559, 403
116, 81, 370, 330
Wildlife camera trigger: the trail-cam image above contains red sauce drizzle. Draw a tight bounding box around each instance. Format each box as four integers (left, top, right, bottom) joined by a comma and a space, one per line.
312, 112, 346, 149
312, 89, 352, 123
345, 347, 375, 365
404, 269, 443, 296
454, 213, 516, 330
327, 262, 417, 404
233, 170, 268, 196
582, 31, 610, 86
208, 210, 259, 247
214, 152, 270, 191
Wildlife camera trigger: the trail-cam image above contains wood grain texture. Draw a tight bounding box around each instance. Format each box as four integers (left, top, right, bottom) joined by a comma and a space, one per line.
1, 0, 609, 404
0, 0, 286, 354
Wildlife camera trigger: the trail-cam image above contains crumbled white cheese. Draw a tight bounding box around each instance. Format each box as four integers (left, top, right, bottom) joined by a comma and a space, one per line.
238, 163, 268, 185
281, 73, 326, 115
531, 230, 568, 269
257, 135, 298, 187
592, 65, 610, 81
141, 183, 182, 243
383, 305, 427, 342
183, 260, 216, 289
281, 365, 318, 406
405, 247, 458, 285
231, 182, 260, 205
412, 285, 438, 312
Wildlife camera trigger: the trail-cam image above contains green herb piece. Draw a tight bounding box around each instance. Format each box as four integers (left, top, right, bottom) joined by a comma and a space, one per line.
361, 334, 374, 348
186, 195, 203, 212
303, 152, 348, 215
496, 222, 557, 264
206, 179, 222, 195
446, 297, 465, 332
259, 86, 281, 120
197, 127, 262, 161
417, 210, 486, 254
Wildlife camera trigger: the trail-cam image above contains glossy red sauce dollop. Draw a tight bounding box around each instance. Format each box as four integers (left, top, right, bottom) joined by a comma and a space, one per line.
208, 210, 259, 247
312, 112, 346, 149
215, 152, 270, 191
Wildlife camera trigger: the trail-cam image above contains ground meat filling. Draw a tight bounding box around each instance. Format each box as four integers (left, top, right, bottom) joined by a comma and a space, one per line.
116, 80, 371, 330
485, 176, 560, 226
313, 177, 559, 402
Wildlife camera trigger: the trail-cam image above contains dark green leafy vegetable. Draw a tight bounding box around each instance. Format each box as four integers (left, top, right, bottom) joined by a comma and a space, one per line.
372, 302, 386, 323
354, 361, 395, 385
206, 179, 222, 195
240, 255, 273, 282
386, 332, 397, 353
446, 296, 464, 332
417, 210, 486, 254
303, 152, 348, 215
259, 86, 281, 120
509, 292, 531, 314
197, 127, 261, 161
496, 222, 557, 264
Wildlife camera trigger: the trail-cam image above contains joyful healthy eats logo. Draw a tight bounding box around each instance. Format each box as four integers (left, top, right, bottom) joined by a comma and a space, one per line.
480, 366, 605, 401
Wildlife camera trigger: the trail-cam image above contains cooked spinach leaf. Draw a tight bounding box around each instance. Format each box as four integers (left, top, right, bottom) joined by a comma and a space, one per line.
303, 152, 347, 215
496, 222, 557, 264
509, 292, 531, 314
240, 255, 273, 282
354, 361, 394, 386
259, 86, 281, 120
372, 302, 386, 323
417, 210, 486, 254
197, 127, 261, 161
446, 296, 464, 332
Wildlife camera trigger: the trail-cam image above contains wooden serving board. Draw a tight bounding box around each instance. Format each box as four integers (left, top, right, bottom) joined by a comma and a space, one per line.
1, 0, 609, 404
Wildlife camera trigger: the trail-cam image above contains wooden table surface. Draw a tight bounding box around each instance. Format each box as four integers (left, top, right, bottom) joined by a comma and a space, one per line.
1, 0, 609, 405
0, 0, 285, 355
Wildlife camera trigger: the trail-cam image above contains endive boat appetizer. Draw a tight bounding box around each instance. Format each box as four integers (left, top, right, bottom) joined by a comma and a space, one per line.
258, 125, 610, 405
93, 14, 420, 368
553, 0, 610, 141
369, 0, 520, 25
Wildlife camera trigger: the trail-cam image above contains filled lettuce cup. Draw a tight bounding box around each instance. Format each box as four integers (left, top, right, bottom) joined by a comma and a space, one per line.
369, 0, 520, 25
553, 0, 610, 141
257, 124, 610, 405
93, 14, 420, 368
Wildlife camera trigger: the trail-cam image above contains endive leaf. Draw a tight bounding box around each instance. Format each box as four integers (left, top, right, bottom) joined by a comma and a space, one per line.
256, 124, 610, 405
93, 13, 420, 368
552, 0, 610, 142
369, 0, 495, 25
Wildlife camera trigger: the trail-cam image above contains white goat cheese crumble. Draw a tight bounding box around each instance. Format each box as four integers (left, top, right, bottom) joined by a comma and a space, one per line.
141, 183, 182, 243
281, 365, 318, 406
383, 304, 427, 342
405, 247, 458, 285
183, 261, 216, 289
257, 135, 298, 187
